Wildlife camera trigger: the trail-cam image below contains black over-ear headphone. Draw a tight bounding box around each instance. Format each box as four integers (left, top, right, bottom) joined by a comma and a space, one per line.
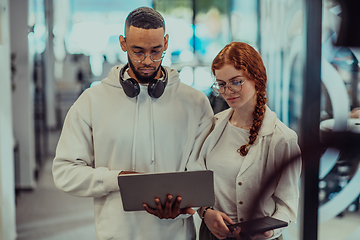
119, 63, 168, 98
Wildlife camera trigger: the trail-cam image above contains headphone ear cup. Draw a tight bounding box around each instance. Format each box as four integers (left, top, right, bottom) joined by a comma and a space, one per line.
119, 64, 140, 98
147, 66, 168, 98
122, 78, 140, 98
148, 80, 166, 98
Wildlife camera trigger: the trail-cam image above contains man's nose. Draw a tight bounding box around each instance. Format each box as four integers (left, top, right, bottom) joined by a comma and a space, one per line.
142, 54, 153, 65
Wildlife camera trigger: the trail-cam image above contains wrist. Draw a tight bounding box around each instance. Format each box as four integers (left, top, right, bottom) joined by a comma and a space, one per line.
202, 206, 213, 220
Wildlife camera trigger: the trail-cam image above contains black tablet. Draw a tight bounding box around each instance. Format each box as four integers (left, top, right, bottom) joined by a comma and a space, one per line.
227, 216, 288, 235
118, 170, 215, 211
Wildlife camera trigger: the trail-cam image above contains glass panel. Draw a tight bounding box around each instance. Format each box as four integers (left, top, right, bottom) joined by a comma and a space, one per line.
319, 0, 360, 239
258, 1, 305, 239
260, 0, 360, 239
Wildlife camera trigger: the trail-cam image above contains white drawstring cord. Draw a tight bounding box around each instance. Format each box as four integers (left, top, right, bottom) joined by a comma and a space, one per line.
131, 96, 139, 171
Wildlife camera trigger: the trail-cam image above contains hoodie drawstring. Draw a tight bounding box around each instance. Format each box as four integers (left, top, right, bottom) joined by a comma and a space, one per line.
150, 100, 155, 165
131, 96, 139, 171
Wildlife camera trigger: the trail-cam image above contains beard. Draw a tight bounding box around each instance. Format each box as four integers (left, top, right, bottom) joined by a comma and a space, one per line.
128, 57, 161, 84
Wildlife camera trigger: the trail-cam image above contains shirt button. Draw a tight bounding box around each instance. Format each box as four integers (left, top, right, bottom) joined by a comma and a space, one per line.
239, 201, 243, 205
238, 182, 242, 186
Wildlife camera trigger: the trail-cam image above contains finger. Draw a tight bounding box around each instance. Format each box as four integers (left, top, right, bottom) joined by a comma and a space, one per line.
263, 230, 274, 238
179, 207, 195, 215
221, 212, 235, 225
216, 216, 231, 235
143, 203, 157, 215
214, 232, 227, 240
251, 230, 273, 240
232, 227, 242, 240
172, 196, 181, 213
154, 198, 163, 216
212, 222, 231, 239
163, 195, 173, 218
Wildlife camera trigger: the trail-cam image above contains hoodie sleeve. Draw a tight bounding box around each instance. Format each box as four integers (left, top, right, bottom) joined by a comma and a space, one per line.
52, 105, 120, 198
185, 94, 214, 171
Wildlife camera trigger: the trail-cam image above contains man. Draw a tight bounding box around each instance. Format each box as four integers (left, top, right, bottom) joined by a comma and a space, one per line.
52, 6, 213, 240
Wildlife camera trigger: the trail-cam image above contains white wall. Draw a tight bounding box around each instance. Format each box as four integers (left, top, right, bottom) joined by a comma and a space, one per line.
0, 0, 17, 238
10, 0, 36, 189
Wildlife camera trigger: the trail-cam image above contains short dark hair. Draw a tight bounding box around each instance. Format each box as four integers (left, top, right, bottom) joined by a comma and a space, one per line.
125, 7, 165, 33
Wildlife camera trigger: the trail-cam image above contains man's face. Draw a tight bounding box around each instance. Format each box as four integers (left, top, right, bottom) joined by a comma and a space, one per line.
120, 26, 168, 83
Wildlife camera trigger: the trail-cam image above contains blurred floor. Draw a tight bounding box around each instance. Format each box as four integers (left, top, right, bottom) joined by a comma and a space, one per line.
15, 130, 96, 240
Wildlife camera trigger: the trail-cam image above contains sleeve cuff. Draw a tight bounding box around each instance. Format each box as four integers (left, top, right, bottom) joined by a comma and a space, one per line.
102, 170, 121, 193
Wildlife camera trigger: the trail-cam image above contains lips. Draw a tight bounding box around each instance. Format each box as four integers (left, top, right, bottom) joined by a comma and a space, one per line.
227, 96, 239, 102
139, 68, 155, 74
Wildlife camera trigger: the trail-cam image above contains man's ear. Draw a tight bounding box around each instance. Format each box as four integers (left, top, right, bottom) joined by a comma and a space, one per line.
164, 34, 169, 51
119, 35, 127, 52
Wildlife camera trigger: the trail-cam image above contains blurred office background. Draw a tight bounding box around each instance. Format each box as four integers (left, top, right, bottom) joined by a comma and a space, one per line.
1, 0, 360, 239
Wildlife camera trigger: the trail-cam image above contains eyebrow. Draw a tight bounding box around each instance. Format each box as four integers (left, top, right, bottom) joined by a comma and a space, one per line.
129, 44, 163, 50
216, 75, 245, 82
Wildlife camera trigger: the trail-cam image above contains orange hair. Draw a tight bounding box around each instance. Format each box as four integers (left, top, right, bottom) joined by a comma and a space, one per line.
212, 42, 267, 156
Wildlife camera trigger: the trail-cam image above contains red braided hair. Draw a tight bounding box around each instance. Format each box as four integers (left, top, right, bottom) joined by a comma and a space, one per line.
211, 42, 267, 156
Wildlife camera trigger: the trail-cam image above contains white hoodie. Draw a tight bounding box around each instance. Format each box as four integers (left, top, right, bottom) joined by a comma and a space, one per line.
52, 65, 214, 240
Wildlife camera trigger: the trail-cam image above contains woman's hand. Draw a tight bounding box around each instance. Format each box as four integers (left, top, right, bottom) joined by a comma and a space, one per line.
232, 229, 274, 240
204, 209, 234, 239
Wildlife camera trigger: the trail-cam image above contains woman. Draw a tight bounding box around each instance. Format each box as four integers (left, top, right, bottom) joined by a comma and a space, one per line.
196, 42, 302, 240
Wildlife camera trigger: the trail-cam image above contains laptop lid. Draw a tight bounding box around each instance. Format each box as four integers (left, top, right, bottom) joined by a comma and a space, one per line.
118, 170, 215, 211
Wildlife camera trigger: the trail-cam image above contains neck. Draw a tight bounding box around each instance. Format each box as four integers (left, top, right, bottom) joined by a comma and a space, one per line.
230, 93, 257, 129
230, 107, 254, 129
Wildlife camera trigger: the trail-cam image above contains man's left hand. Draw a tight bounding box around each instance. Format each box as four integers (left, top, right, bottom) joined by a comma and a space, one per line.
143, 194, 195, 219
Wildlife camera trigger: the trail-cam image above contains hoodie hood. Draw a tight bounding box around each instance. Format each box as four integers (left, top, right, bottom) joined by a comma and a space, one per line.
101, 64, 180, 88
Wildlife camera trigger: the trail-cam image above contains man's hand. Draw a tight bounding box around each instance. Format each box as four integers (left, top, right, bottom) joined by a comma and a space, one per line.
143, 194, 195, 219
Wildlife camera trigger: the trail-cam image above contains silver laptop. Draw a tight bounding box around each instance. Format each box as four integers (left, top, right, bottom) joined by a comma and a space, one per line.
118, 170, 214, 211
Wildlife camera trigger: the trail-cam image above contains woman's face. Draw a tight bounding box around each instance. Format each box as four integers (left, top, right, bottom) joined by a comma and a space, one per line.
214, 64, 257, 111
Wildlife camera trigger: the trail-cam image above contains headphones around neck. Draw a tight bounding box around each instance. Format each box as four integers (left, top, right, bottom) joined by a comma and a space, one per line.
119, 63, 168, 98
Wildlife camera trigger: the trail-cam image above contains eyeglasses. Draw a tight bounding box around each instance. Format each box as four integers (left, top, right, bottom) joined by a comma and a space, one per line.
128, 51, 165, 63
211, 79, 247, 94
125, 40, 165, 63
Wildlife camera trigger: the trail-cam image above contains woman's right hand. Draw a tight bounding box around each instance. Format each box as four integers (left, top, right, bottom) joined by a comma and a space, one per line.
204, 209, 234, 239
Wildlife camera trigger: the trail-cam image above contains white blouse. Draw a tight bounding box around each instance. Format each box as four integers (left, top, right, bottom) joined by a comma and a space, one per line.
206, 121, 249, 222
